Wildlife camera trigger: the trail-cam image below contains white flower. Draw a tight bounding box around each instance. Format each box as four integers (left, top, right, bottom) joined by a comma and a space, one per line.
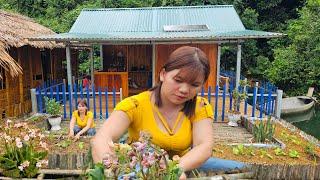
21, 161, 30, 168
36, 162, 42, 168
18, 165, 24, 171
16, 141, 23, 148
41, 160, 48, 165
40, 141, 48, 150
29, 130, 36, 138
14, 123, 23, 128
24, 135, 30, 142
38, 133, 45, 139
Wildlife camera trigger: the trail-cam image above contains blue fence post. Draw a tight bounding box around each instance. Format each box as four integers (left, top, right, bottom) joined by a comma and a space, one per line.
86, 85, 90, 109
93, 85, 96, 119
62, 84, 67, 119
201, 87, 204, 97
105, 88, 109, 119
38, 88, 43, 113
244, 86, 248, 115
99, 87, 102, 120
55, 85, 59, 101
271, 96, 275, 115
112, 87, 116, 108
208, 86, 211, 104
229, 83, 233, 111
252, 84, 257, 117
259, 88, 264, 119
80, 85, 84, 99
222, 84, 226, 121
68, 85, 73, 118
49, 87, 53, 99
267, 88, 272, 115
214, 85, 219, 121
74, 83, 78, 110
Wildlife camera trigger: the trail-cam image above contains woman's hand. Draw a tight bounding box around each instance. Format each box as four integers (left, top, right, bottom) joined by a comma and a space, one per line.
179, 172, 187, 180
74, 133, 81, 141
68, 130, 74, 138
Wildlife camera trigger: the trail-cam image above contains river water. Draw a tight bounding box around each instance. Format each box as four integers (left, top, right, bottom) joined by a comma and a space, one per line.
281, 107, 320, 140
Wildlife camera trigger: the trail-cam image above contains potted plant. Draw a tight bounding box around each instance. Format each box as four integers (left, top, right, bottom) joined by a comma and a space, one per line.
44, 97, 62, 131
228, 79, 248, 127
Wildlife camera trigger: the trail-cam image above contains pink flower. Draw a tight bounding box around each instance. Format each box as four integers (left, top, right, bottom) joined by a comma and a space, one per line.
39, 141, 48, 150
15, 138, 23, 148
18, 165, 24, 171
24, 135, 30, 142
133, 142, 146, 151
21, 161, 30, 168
172, 155, 180, 162
159, 158, 167, 170
14, 123, 23, 128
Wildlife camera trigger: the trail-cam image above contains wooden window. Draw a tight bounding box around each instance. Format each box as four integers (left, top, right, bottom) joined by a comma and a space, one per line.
0, 67, 5, 89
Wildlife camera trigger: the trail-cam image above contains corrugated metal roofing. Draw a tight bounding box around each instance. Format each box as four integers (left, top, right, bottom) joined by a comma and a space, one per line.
30, 5, 284, 42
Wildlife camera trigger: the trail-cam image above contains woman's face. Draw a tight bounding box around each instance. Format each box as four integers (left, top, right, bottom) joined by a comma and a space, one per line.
78, 103, 87, 113
160, 68, 204, 105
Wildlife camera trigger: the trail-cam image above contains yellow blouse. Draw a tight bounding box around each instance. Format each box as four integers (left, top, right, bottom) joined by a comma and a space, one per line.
72, 110, 95, 128
114, 91, 213, 156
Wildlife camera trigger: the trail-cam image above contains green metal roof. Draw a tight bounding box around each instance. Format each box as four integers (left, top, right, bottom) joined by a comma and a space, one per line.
30, 5, 284, 43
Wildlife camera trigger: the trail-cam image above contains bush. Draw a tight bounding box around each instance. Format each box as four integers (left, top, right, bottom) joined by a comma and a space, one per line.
44, 97, 61, 117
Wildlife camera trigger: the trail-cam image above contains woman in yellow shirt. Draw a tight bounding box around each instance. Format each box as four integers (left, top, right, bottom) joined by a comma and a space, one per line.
91, 46, 245, 179
68, 99, 96, 140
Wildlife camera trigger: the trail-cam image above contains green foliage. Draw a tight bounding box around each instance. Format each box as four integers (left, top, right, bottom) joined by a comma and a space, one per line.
259, 149, 273, 159
267, 0, 320, 96
0, 120, 48, 178
56, 139, 72, 148
78, 56, 102, 76
87, 163, 106, 180
44, 97, 62, 117
231, 79, 248, 113
288, 149, 300, 158
274, 147, 286, 156
304, 142, 316, 158
253, 116, 275, 143
232, 144, 245, 155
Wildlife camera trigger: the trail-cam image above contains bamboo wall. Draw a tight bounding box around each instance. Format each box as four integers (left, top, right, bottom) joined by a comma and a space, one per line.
0, 46, 65, 119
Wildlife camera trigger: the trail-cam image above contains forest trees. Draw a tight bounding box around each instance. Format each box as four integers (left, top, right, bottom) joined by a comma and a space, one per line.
266, 0, 320, 95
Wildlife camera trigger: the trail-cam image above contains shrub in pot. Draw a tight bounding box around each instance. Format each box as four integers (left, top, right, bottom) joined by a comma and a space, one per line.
44, 97, 62, 131
228, 79, 248, 127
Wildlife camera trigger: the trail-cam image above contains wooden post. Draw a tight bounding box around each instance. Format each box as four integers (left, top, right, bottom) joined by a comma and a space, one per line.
90, 46, 94, 87
216, 44, 221, 86
30, 88, 37, 114
152, 43, 156, 86
236, 43, 242, 88
28, 46, 33, 87
275, 89, 283, 119
66, 43, 73, 103
18, 48, 24, 115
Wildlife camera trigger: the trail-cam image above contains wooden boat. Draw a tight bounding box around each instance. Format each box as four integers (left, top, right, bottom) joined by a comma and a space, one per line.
281, 96, 315, 115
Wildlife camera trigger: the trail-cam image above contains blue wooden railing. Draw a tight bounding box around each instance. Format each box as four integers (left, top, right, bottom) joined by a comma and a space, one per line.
35, 82, 278, 121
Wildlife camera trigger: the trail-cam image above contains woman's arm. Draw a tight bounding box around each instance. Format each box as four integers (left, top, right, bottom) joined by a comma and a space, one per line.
91, 110, 131, 163
75, 116, 93, 138
178, 118, 213, 171
68, 115, 76, 137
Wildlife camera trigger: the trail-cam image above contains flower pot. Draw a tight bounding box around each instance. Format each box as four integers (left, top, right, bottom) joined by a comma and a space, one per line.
227, 114, 241, 127
48, 116, 62, 131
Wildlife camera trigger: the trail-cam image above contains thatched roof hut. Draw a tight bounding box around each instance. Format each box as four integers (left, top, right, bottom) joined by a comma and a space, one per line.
0, 10, 61, 78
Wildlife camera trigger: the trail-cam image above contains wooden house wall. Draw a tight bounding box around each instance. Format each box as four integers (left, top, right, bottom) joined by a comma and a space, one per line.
0, 46, 65, 119
155, 44, 217, 89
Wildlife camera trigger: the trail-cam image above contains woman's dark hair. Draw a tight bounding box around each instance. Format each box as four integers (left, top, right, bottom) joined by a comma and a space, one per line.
150, 46, 210, 118
77, 99, 88, 116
